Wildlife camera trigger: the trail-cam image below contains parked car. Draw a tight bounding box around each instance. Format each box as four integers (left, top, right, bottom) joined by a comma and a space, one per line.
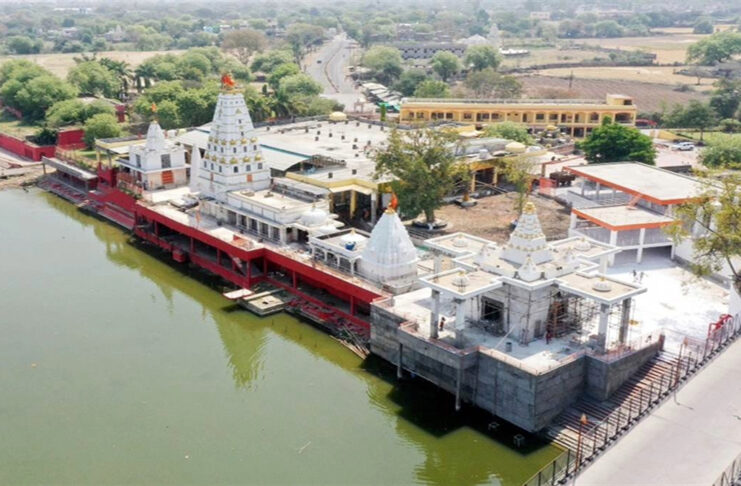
671, 142, 695, 151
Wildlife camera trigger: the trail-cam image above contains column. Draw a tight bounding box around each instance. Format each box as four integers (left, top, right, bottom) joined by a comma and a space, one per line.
609, 230, 618, 265
433, 252, 442, 274
569, 211, 577, 230
454, 298, 466, 347
595, 182, 601, 201
598, 303, 610, 352
619, 299, 632, 345
350, 190, 357, 219
430, 289, 441, 339
636, 227, 646, 263
370, 192, 378, 225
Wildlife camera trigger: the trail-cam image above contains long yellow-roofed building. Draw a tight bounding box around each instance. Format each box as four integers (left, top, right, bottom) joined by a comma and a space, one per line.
400, 94, 637, 137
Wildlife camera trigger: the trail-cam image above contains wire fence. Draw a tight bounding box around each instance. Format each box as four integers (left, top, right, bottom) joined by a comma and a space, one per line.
713, 451, 741, 486
523, 312, 741, 486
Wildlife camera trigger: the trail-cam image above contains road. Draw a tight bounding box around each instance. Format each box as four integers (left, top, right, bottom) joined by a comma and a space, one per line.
577, 337, 741, 486
304, 34, 366, 111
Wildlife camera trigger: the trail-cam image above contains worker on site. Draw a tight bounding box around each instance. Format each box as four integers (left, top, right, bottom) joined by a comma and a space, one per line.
439, 316, 446, 332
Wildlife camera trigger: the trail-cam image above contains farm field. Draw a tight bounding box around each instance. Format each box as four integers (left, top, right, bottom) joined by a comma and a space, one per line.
536, 66, 715, 91
500, 47, 603, 69
574, 32, 708, 64
519, 75, 709, 112
0, 50, 186, 78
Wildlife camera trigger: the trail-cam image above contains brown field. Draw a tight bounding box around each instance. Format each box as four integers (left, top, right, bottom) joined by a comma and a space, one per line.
519, 74, 709, 112
500, 47, 604, 69
575, 33, 708, 64
0, 50, 186, 78
536, 66, 715, 91
436, 193, 570, 243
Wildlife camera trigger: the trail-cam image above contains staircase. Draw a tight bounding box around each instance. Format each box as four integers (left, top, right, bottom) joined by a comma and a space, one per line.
544, 351, 690, 456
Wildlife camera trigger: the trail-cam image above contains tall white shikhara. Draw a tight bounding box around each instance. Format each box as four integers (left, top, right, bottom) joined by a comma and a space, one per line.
196, 79, 270, 201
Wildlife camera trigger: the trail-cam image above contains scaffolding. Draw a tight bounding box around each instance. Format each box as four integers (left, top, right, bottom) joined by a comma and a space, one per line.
546, 289, 602, 339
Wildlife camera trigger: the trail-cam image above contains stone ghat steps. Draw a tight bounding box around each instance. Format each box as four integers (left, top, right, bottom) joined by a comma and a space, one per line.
544, 352, 685, 454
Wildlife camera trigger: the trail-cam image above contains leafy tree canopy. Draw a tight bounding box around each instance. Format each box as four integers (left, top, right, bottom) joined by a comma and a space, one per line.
413, 80, 450, 98
463, 45, 501, 72
579, 120, 656, 165
430, 50, 460, 82
83, 113, 121, 147
374, 128, 468, 223
483, 122, 534, 145
67, 61, 119, 98
362, 46, 403, 85
394, 69, 429, 97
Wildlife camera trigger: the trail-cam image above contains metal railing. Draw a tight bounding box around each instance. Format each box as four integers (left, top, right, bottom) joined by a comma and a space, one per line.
713, 451, 741, 486
404, 98, 604, 106
523, 313, 741, 486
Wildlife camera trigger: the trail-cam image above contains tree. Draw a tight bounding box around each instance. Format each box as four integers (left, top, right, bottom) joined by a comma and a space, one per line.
693, 18, 714, 35
594, 21, 623, 38
431, 51, 460, 82
687, 31, 741, 65
710, 79, 741, 120
14, 76, 78, 121
267, 63, 300, 90
152, 99, 181, 129
718, 118, 741, 134
242, 86, 272, 122
221, 29, 267, 65
667, 172, 741, 294
285, 23, 324, 62
362, 46, 403, 85
463, 45, 501, 71
46, 99, 86, 127
464, 68, 522, 98
251, 50, 294, 73
483, 122, 534, 144
374, 128, 468, 224
278, 73, 322, 98
413, 80, 450, 98
394, 69, 429, 97
502, 156, 537, 214
83, 113, 121, 147
700, 136, 741, 169
683, 101, 717, 141
5, 36, 42, 54
67, 61, 119, 98
99, 58, 133, 99
580, 120, 656, 165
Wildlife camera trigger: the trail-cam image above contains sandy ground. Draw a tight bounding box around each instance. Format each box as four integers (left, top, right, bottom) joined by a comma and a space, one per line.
435, 193, 571, 244
607, 248, 729, 352
0, 50, 186, 78
575, 32, 709, 64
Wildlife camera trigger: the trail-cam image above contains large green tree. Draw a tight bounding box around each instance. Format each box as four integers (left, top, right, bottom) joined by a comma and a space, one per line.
463, 45, 501, 71
430, 51, 460, 82
464, 68, 522, 98
67, 61, 120, 98
221, 29, 267, 65
362, 46, 403, 85
374, 128, 468, 224
668, 172, 741, 294
483, 122, 533, 144
83, 113, 121, 147
710, 79, 741, 119
687, 31, 741, 65
413, 80, 450, 98
394, 69, 429, 97
580, 120, 656, 165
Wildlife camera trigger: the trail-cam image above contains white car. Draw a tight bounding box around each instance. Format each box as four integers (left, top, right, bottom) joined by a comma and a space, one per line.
671, 142, 695, 151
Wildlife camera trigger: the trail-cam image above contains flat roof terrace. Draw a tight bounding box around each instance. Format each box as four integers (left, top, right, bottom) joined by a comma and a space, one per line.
574, 205, 676, 231
566, 162, 706, 205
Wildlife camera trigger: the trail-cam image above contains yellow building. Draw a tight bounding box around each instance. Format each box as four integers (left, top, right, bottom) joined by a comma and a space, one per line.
400, 94, 637, 138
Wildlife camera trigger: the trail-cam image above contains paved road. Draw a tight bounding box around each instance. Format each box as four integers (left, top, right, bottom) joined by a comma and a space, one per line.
304, 34, 365, 111
578, 338, 741, 486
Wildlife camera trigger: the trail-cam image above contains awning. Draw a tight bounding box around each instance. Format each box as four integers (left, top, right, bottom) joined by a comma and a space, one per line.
329, 184, 374, 195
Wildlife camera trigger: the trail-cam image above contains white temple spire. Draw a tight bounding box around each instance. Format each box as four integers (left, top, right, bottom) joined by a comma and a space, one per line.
189, 146, 201, 193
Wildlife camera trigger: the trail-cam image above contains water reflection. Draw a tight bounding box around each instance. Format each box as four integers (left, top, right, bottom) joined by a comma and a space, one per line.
36, 189, 559, 486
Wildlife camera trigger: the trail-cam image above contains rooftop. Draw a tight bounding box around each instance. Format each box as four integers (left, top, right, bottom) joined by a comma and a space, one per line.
574, 205, 676, 230
566, 162, 706, 205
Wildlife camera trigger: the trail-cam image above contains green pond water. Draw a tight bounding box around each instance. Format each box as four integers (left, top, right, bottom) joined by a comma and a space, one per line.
0, 189, 560, 485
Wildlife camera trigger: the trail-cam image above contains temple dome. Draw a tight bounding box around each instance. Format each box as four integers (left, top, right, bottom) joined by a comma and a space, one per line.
501, 201, 553, 266
359, 209, 418, 284
145, 121, 167, 151
300, 205, 329, 227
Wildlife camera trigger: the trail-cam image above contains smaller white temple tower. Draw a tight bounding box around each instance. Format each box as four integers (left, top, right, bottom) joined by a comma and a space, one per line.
359, 205, 418, 289
120, 119, 187, 190
195, 75, 270, 201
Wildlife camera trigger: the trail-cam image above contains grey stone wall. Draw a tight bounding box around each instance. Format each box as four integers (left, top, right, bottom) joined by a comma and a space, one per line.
533, 357, 585, 430
585, 340, 662, 401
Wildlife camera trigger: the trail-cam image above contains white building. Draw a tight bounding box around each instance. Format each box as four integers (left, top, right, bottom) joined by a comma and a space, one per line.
116, 121, 188, 191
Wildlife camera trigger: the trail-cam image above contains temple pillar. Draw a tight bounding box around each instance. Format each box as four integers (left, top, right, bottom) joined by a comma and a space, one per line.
619, 299, 632, 344
454, 298, 466, 347
637, 227, 646, 263
430, 289, 441, 339
609, 230, 618, 264
370, 192, 378, 225
598, 303, 610, 352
